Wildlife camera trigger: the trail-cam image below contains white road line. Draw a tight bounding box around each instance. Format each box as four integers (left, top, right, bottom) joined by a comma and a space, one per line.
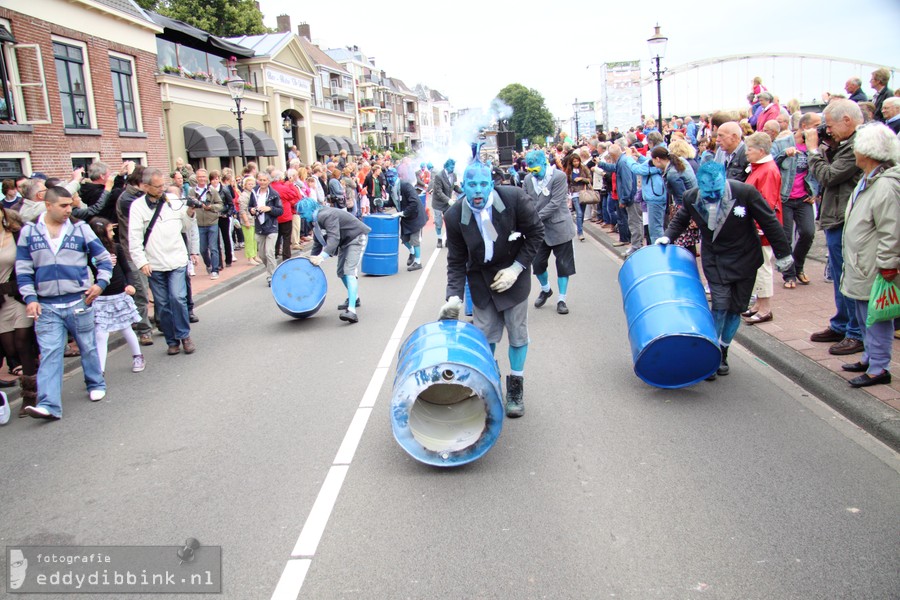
272, 248, 442, 599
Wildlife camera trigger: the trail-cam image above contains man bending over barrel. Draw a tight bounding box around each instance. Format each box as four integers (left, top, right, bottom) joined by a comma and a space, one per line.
300, 198, 371, 324
657, 161, 793, 378
438, 154, 544, 417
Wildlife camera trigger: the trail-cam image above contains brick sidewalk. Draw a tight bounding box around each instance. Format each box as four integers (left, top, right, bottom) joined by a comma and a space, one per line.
585, 220, 900, 411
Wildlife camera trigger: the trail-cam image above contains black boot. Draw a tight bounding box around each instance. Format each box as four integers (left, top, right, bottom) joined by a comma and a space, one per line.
505, 375, 524, 418
717, 345, 730, 376
407, 253, 415, 267
437, 239, 443, 249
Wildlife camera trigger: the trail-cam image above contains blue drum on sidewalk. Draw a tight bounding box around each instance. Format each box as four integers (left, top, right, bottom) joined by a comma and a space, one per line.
361, 214, 399, 276
391, 320, 504, 467
418, 192, 427, 208
270, 256, 328, 319
617, 245, 720, 388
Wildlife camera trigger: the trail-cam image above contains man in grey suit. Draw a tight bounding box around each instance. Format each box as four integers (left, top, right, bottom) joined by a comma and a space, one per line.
714, 122, 750, 182
431, 158, 461, 248
523, 149, 576, 314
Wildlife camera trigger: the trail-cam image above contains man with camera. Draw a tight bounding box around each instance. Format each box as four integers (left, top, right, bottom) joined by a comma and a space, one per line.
129, 169, 198, 356
188, 169, 224, 281
805, 99, 865, 355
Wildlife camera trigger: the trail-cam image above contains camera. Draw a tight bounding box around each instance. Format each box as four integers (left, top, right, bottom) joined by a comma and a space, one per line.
185, 197, 204, 209
815, 123, 832, 143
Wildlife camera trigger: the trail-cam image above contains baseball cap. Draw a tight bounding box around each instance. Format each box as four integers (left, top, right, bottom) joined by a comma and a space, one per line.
29, 172, 48, 180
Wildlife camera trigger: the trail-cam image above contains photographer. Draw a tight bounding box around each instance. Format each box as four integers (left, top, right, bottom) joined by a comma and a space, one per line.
188, 169, 224, 280
128, 169, 198, 356
805, 99, 865, 355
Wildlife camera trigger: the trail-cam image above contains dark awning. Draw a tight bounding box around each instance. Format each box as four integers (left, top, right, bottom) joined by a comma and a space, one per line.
315, 134, 339, 156
148, 12, 254, 58
245, 129, 279, 157
333, 137, 351, 153
183, 124, 228, 158
0, 25, 16, 44
342, 136, 362, 155
216, 126, 254, 157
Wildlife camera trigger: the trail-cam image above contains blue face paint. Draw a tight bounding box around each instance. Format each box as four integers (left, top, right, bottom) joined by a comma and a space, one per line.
444, 159, 455, 174
297, 198, 319, 222
525, 150, 548, 179
697, 161, 726, 201
463, 163, 494, 210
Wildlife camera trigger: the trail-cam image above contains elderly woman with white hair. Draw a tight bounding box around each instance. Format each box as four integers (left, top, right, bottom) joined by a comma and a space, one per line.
839, 122, 900, 387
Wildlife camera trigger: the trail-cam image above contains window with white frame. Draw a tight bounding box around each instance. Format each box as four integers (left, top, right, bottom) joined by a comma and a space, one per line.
109, 53, 140, 132
71, 152, 100, 172
53, 38, 93, 128
0, 152, 31, 179
1, 19, 51, 124
121, 152, 146, 166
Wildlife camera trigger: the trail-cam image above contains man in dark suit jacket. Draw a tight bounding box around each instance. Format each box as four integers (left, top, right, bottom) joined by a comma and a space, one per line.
661, 162, 793, 378
713, 122, 750, 182
440, 160, 544, 418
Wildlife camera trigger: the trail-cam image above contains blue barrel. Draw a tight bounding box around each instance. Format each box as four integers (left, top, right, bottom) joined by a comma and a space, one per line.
391, 320, 504, 467
617, 245, 721, 388
271, 256, 327, 319
361, 214, 399, 276
418, 192, 427, 208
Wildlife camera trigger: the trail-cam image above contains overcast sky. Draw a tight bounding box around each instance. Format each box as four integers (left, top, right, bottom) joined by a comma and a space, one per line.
258, 0, 900, 120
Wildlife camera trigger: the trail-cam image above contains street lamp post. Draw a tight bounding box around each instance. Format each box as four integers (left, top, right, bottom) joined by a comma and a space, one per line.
647, 23, 668, 129
226, 66, 247, 167
572, 97, 580, 142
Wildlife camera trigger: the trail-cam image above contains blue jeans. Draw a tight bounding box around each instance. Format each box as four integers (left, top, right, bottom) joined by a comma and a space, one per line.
616, 203, 630, 242
571, 195, 584, 236
601, 194, 615, 225
824, 226, 861, 340
148, 266, 191, 347
34, 299, 105, 418
647, 202, 666, 244
198, 224, 220, 274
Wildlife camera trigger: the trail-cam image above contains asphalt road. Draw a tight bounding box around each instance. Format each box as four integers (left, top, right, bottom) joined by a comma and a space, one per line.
1, 227, 898, 600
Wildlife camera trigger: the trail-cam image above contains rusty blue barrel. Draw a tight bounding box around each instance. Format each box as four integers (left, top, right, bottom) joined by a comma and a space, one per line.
361, 214, 399, 275
271, 256, 327, 319
391, 320, 504, 467
617, 245, 720, 388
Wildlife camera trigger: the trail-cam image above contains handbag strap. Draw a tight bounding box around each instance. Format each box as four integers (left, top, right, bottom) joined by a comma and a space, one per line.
142, 197, 167, 248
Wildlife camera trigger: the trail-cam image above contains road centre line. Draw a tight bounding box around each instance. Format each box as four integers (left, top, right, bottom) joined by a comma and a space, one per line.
271, 247, 442, 599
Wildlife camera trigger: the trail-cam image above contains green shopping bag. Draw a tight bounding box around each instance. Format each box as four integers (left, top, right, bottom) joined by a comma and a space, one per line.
866, 275, 900, 327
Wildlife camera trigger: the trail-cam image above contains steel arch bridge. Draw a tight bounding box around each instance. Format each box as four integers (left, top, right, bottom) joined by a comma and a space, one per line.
638, 52, 898, 118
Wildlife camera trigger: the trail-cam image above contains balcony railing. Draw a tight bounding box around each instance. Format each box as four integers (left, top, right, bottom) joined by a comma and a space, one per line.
361, 122, 378, 131
406, 124, 417, 133
330, 85, 350, 99
359, 98, 375, 109
407, 113, 416, 121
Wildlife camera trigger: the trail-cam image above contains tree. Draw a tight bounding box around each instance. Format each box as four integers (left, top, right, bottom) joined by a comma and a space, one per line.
142, 0, 269, 37
496, 84, 555, 148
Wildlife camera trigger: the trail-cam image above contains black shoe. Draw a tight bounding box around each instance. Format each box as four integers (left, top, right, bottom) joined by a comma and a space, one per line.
705, 373, 717, 381
717, 345, 729, 376
407, 254, 415, 267
189, 312, 199, 323
841, 361, 869, 373
556, 300, 569, 315
437, 239, 443, 248
337, 298, 361, 310
407, 262, 422, 271
534, 289, 553, 308
848, 371, 891, 388
339, 310, 359, 324
505, 375, 524, 418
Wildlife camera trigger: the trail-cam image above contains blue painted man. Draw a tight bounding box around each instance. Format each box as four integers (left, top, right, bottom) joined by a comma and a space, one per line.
659, 162, 793, 378
431, 158, 462, 249
438, 155, 544, 417
300, 198, 371, 324
522, 149, 577, 314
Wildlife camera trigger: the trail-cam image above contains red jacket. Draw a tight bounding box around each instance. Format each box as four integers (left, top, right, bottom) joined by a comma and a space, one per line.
755, 103, 780, 132
747, 157, 782, 246
271, 180, 300, 224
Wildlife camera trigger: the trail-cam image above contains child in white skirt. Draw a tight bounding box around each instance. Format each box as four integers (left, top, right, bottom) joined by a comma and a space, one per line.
88, 218, 145, 373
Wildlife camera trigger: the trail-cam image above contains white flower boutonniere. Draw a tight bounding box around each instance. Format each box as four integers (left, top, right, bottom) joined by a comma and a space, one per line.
733, 206, 747, 218
508, 232, 522, 242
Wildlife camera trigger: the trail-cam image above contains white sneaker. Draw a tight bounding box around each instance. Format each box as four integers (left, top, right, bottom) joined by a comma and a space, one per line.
210, 272, 219, 280
132, 355, 145, 373
0, 392, 9, 425
89, 389, 106, 402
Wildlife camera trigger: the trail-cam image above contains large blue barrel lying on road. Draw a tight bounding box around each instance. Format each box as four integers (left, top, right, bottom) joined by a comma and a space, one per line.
270, 256, 327, 319
617, 245, 720, 388
361, 214, 399, 276
391, 320, 504, 467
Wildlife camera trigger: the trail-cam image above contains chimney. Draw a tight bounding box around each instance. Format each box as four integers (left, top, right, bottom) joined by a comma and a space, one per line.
298, 22, 311, 40
276, 14, 291, 33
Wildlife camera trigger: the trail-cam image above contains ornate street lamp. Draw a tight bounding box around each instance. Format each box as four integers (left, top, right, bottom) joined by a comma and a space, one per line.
647, 24, 668, 130
226, 64, 247, 166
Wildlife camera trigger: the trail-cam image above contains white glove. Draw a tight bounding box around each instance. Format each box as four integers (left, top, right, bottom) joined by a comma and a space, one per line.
490, 262, 525, 293
655, 236, 670, 246
774, 255, 794, 273
308, 254, 325, 267
439, 296, 463, 320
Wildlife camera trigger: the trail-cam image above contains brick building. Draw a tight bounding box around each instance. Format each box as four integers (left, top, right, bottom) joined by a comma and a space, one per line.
0, 0, 167, 180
